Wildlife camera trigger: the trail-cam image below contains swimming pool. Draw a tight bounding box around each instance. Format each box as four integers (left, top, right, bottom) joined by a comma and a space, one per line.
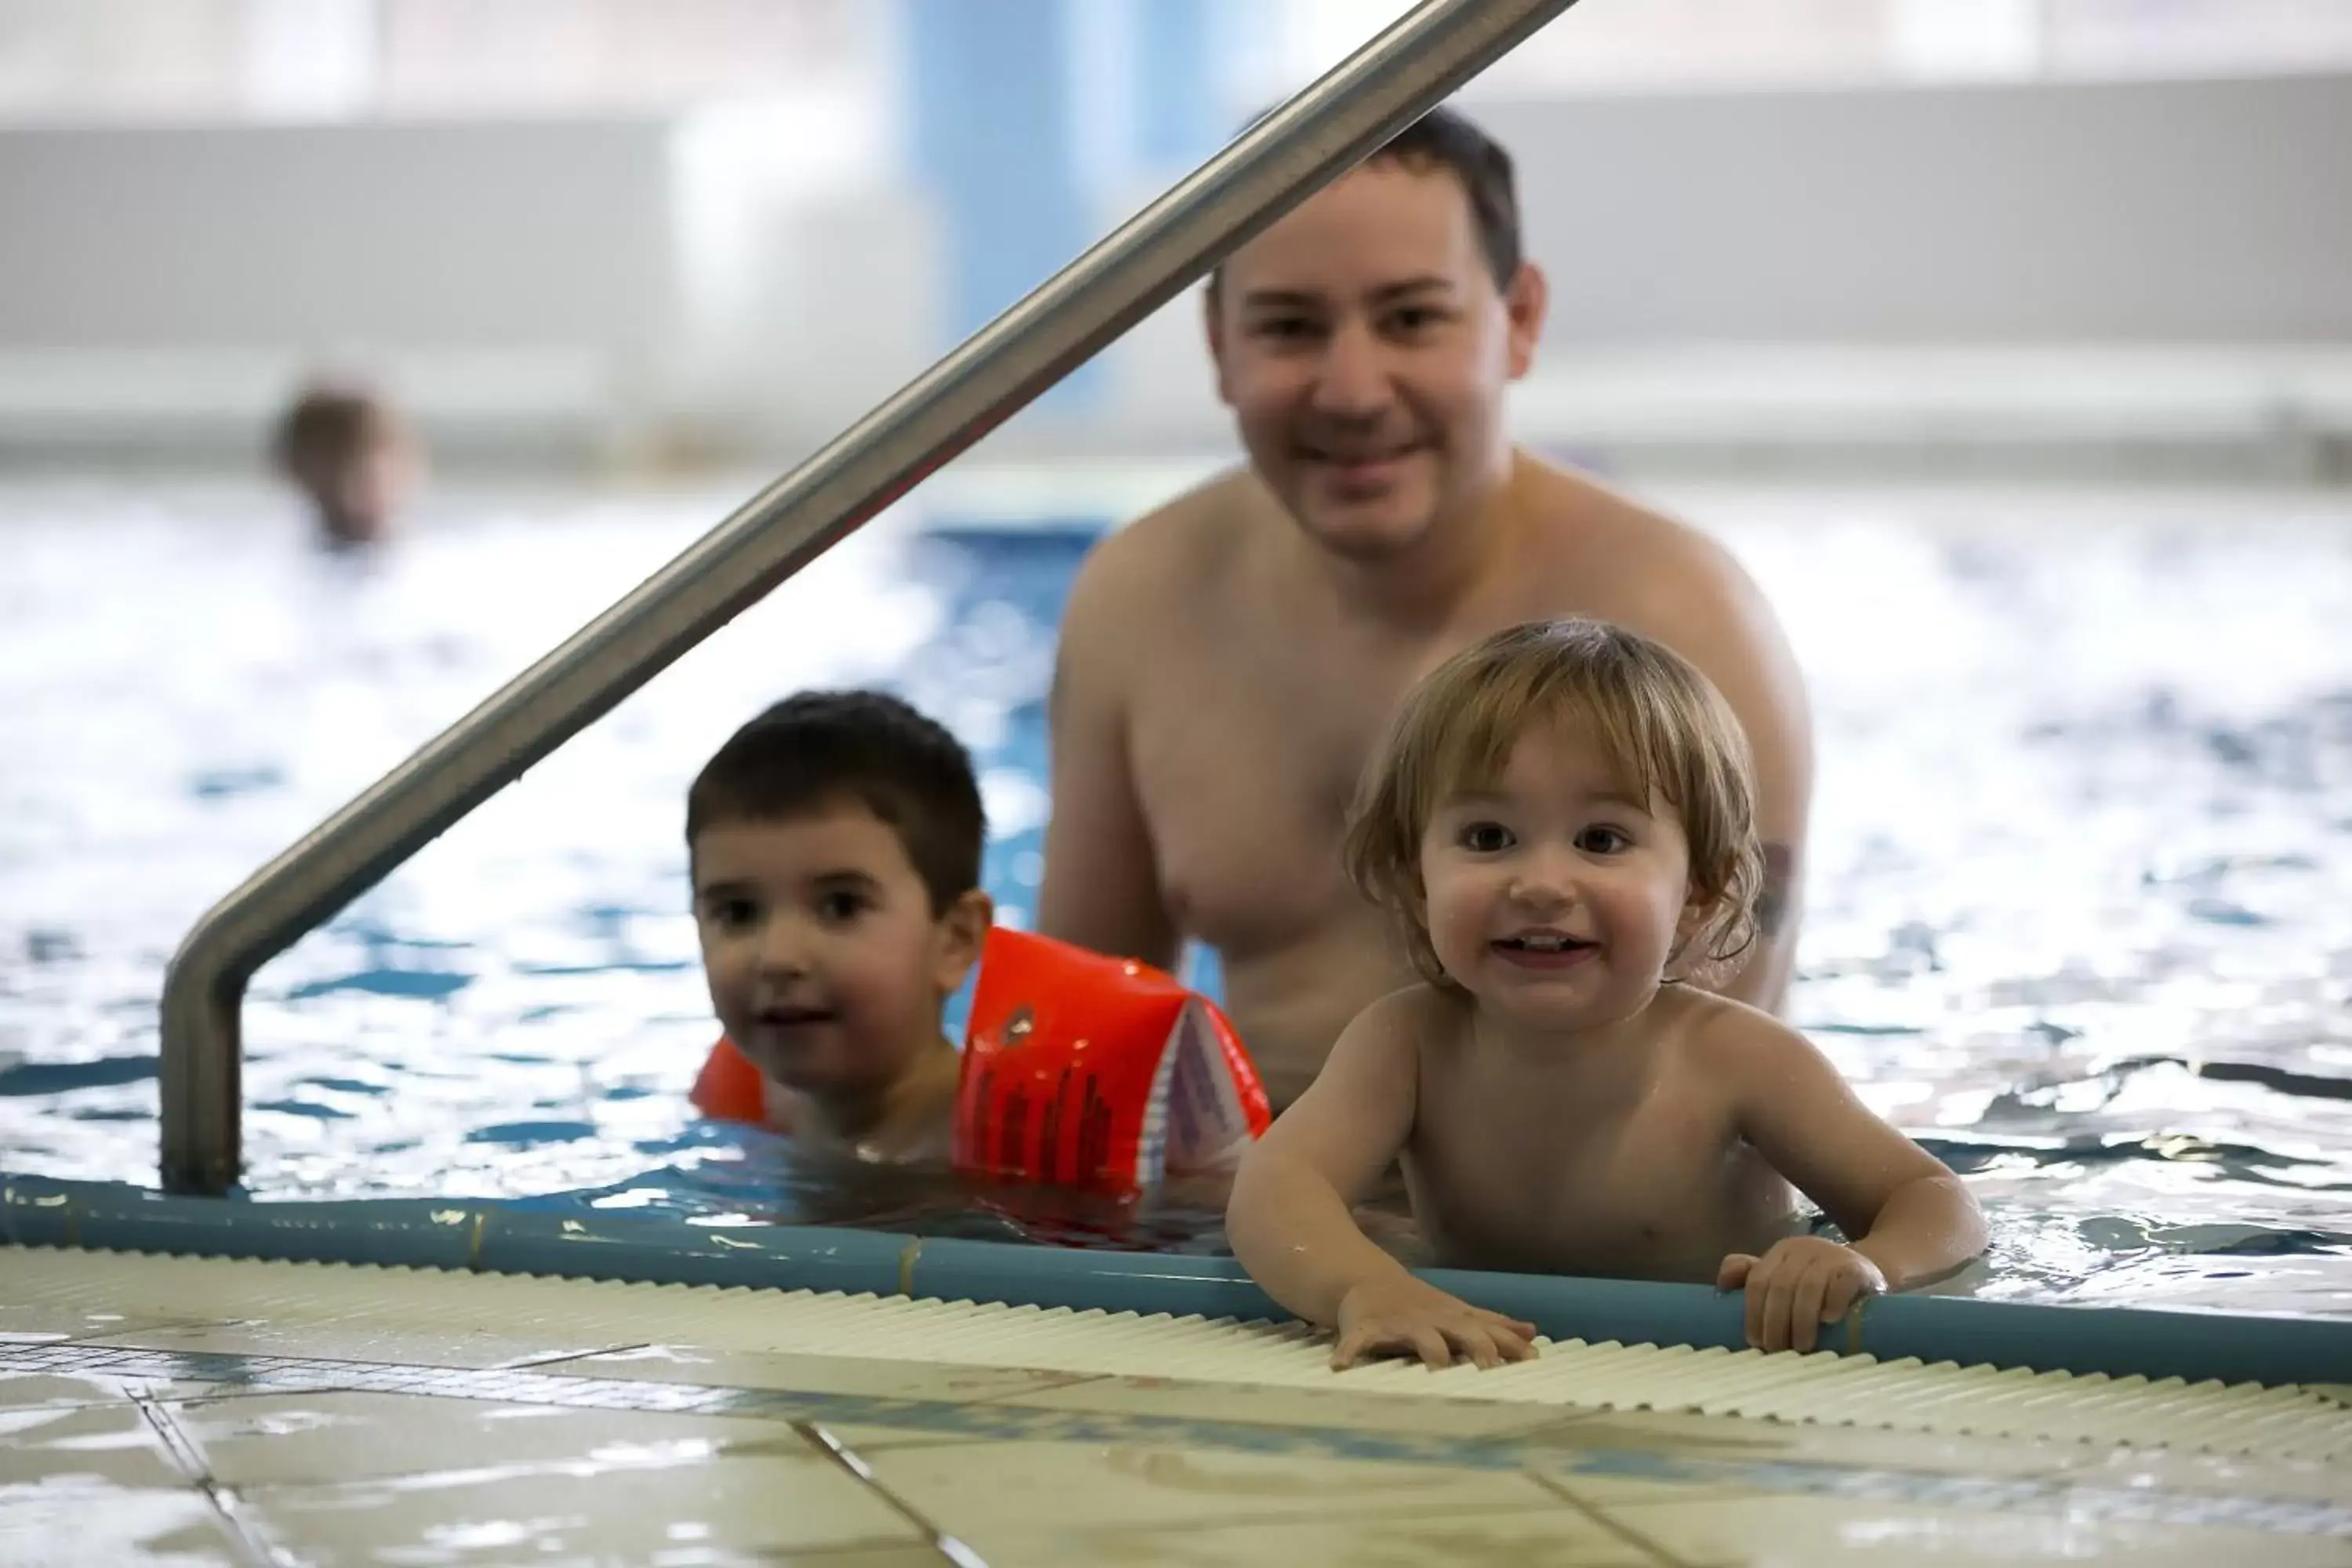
5, 475, 2351, 1316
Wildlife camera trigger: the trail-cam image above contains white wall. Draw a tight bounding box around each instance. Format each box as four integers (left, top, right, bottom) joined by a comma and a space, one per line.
1097, 71, 2352, 470
0, 118, 683, 458
0, 71, 2347, 474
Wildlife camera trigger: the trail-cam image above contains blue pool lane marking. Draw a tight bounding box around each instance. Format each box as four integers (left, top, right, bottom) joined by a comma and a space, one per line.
2, 1342, 2346, 1540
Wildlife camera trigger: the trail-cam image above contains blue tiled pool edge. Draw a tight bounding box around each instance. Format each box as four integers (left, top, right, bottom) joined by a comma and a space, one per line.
6, 1172, 2349, 1388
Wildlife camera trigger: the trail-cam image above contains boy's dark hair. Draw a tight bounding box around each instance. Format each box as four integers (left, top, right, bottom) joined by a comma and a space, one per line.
687, 691, 985, 916
1208, 103, 1521, 301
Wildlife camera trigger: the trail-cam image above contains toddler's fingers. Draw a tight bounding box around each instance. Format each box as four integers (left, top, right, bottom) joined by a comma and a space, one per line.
1330, 1327, 1374, 1371
1740, 1255, 1777, 1348
1410, 1327, 1456, 1370
1789, 1265, 1832, 1352
1762, 1265, 1802, 1352
1450, 1327, 1504, 1370
1472, 1309, 1539, 1346
1717, 1252, 1757, 1293
1486, 1322, 1539, 1363
1821, 1269, 1869, 1325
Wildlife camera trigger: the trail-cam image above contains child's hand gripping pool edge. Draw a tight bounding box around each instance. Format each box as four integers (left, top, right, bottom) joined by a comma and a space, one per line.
1718, 1171, 1986, 1352
1333, 1272, 1540, 1370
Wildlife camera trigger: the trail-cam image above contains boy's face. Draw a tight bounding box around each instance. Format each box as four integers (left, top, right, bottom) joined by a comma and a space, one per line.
1417, 723, 1703, 1033
691, 800, 989, 1101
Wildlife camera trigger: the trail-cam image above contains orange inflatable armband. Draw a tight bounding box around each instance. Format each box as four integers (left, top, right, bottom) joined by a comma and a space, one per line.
690, 1034, 770, 1126
952, 927, 1272, 1195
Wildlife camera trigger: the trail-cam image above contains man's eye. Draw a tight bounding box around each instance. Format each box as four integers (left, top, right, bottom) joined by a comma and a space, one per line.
1388, 306, 1444, 334
1577, 826, 1632, 855
1252, 316, 1318, 340
1459, 822, 1514, 853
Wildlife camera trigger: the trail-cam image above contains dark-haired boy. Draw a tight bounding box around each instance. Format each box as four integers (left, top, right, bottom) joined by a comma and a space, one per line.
688, 690, 992, 1160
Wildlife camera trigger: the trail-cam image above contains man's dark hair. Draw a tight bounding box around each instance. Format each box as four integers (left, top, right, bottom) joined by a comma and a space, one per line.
1208, 102, 1521, 301
687, 690, 985, 916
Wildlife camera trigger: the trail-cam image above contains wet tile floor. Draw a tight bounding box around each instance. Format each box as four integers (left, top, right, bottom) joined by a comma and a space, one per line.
4, 1269, 2351, 1565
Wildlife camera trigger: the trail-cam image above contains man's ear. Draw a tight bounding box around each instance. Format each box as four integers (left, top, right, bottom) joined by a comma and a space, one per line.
1501, 260, 1548, 381
1203, 280, 1236, 407
933, 889, 995, 996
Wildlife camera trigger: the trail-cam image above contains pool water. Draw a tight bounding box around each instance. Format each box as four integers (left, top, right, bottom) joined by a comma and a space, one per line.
5, 477, 2352, 1315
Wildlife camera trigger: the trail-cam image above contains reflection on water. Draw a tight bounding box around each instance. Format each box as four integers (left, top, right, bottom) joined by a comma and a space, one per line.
3, 482, 2352, 1316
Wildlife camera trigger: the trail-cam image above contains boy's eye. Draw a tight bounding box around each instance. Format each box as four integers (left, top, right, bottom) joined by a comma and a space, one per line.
1577, 826, 1632, 855
1458, 821, 1514, 854
815, 889, 869, 924
707, 897, 759, 931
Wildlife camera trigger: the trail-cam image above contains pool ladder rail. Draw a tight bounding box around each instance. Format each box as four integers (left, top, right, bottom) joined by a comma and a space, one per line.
153, 0, 1586, 1200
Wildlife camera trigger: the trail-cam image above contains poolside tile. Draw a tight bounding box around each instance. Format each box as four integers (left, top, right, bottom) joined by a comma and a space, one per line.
77, 1316, 633, 1371
1512, 1406, 2096, 1504
241, 1439, 924, 1563
771, 1549, 966, 1568
0, 1367, 231, 1413
0, 1305, 206, 1345
951, 1504, 1650, 1567
168, 1388, 825, 1488
985, 1370, 1586, 1439
2058, 1441, 2352, 1509
863, 1435, 1559, 1547
0, 1475, 244, 1566
0, 1401, 187, 1491
1602, 1490, 2352, 1566
544, 1341, 1094, 1404
811, 1420, 994, 1456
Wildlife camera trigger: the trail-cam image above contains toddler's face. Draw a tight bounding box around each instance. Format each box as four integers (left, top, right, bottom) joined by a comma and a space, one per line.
1417, 722, 1701, 1032
691, 801, 979, 1098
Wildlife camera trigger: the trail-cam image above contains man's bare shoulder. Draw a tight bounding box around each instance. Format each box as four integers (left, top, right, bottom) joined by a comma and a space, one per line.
1054, 469, 1261, 690
1069, 466, 1263, 602
1512, 456, 1759, 607
1511, 456, 1799, 702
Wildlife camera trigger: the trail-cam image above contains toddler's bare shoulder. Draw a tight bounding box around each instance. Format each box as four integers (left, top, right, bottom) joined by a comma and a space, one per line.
1343, 983, 1466, 1054
1667, 987, 1814, 1071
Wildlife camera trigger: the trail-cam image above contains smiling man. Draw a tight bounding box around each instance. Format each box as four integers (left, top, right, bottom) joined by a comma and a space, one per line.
1038, 105, 1813, 1111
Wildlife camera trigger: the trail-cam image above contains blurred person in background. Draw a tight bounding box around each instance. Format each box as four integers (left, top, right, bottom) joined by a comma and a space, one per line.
270, 379, 423, 550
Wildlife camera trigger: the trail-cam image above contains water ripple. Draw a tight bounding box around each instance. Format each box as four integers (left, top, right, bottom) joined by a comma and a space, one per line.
5, 485, 2352, 1314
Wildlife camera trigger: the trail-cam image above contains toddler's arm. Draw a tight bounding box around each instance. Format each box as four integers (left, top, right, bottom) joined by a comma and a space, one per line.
1227, 989, 1536, 1369
1715, 1011, 1987, 1349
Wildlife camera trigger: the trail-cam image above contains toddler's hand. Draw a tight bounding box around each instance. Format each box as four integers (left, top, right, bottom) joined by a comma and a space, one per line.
1718, 1237, 1886, 1352
1332, 1276, 1540, 1371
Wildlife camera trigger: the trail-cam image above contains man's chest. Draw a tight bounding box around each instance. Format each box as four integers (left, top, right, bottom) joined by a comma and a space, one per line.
1129, 658, 1383, 940
1123, 634, 1415, 943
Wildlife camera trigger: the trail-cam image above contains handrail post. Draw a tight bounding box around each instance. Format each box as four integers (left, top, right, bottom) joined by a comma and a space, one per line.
158, 0, 1584, 1195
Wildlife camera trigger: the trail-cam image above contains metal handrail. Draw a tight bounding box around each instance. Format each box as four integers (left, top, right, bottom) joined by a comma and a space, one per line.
158, 0, 1583, 1196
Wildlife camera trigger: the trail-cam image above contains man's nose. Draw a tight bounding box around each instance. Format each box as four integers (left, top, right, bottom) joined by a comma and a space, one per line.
1310, 320, 1392, 416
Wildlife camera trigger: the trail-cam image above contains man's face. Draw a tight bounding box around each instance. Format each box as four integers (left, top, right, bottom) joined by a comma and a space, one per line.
1208, 158, 1544, 562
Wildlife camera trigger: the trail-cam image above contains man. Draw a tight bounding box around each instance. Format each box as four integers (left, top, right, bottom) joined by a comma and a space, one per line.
1039, 106, 1812, 1111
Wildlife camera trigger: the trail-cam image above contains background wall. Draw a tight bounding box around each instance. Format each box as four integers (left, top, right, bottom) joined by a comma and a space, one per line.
0, 0, 2344, 480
